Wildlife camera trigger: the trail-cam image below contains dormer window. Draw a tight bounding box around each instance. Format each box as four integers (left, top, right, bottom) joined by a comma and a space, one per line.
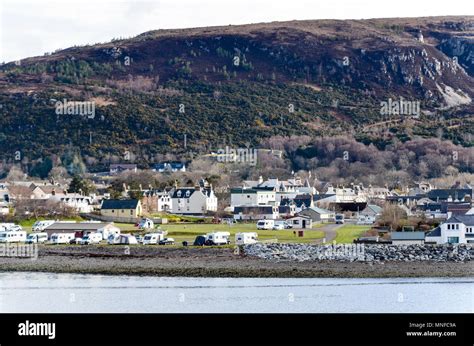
186, 190, 190, 197
177, 191, 182, 197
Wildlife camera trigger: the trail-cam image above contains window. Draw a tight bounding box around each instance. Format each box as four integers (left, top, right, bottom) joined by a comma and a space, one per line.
177, 191, 182, 197
186, 190, 190, 197
130, 210, 133, 215
447, 237, 459, 244
111, 209, 114, 213
456, 224, 459, 230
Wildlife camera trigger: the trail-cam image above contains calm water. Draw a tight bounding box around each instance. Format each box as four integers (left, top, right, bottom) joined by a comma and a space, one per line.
0, 272, 472, 313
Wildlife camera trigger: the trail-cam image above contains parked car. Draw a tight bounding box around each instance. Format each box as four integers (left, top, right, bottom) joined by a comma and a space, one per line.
69, 237, 82, 244
335, 214, 345, 224
135, 235, 144, 244
159, 237, 175, 245
272, 224, 285, 230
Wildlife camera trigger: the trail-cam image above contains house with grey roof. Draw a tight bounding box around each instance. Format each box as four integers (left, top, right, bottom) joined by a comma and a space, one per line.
357, 204, 382, 225
425, 215, 474, 244
297, 206, 335, 223
170, 182, 217, 215
391, 231, 425, 245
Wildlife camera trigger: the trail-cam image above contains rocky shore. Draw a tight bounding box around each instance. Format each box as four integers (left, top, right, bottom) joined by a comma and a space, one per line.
243, 243, 473, 263
0, 244, 472, 278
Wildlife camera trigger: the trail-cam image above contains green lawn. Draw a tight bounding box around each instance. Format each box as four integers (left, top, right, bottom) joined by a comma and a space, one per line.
116, 222, 324, 244
333, 224, 371, 243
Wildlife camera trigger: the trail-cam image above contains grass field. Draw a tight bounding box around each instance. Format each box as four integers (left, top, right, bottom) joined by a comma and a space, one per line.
116, 222, 325, 244
333, 225, 371, 243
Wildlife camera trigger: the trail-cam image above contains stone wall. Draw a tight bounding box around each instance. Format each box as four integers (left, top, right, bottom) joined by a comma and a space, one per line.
243, 243, 472, 263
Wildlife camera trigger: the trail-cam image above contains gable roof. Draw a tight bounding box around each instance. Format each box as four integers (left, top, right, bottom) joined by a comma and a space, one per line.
444, 215, 474, 226
101, 199, 139, 209
303, 206, 333, 214
171, 188, 196, 198
426, 226, 441, 237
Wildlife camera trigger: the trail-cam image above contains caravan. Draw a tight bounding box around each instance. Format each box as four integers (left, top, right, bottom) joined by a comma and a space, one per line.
50, 233, 75, 244
80, 233, 103, 245
205, 232, 231, 245
235, 232, 258, 245
108, 234, 138, 245
0, 230, 27, 243
138, 218, 154, 230
32, 220, 55, 232
257, 220, 274, 230
25, 232, 48, 244
142, 232, 166, 245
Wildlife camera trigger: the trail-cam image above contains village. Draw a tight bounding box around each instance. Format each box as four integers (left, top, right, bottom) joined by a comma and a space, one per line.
0, 161, 473, 249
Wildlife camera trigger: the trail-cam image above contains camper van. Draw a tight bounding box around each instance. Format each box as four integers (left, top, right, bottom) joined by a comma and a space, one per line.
257, 219, 274, 230
205, 232, 231, 245
50, 233, 75, 244
0, 230, 27, 243
32, 220, 55, 232
142, 232, 165, 245
0, 223, 16, 232
335, 214, 345, 224
80, 233, 103, 245
138, 218, 154, 230
25, 232, 48, 244
235, 232, 258, 245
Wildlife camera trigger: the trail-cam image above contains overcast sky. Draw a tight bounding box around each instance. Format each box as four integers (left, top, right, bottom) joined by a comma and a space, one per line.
1, 0, 473, 62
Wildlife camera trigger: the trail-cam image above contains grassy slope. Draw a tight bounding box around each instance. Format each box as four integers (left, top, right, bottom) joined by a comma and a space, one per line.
333, 225, 371, 243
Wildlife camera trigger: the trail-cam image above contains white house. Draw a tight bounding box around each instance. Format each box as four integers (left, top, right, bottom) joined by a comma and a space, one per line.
391, 231, 425, 245
50, 193, 93, 213
171, 186, 217, 215
425, 215, 474, 244
286, 215, 313, 229
230, 187, 276, 207
233, 205, 279, 220
298, 206, 335, 223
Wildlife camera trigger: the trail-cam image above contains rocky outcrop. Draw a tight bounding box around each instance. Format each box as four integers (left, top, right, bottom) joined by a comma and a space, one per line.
243, 243, 472, 263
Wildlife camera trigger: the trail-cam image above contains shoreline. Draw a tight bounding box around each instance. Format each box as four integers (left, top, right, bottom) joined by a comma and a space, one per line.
0, 245, 472, 278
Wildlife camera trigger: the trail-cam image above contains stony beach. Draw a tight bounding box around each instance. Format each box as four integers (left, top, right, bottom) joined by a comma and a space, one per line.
0, 244, 472, 278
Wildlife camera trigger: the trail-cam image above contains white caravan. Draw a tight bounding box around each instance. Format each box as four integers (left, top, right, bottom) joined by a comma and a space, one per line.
25, 232, 48, 244
235, 232, 258, 245
206, 232, 231, 245
142, 232, 166, 245
0, 230, 27, 243
80, 233, 103, 245
0, 223, 16, 232
32, 220, 55, 232
257, 219, 274, 230
50, 233, 75, 244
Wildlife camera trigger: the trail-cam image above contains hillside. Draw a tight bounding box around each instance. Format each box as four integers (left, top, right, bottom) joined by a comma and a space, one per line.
0, 16, 473, 173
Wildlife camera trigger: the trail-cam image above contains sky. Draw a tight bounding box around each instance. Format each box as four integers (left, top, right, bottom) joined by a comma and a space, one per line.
1, 0, 473, 62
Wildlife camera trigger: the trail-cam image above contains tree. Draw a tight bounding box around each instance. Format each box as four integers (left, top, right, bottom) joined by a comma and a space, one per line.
68, 175, 95, 195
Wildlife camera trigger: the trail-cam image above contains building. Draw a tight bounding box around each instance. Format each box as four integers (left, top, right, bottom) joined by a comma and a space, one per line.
425, 215, 474, 244
298, 206, 335, 223
170, 182, 217, 215
230, 187, 276, 207
50, 193, 93, 213
357, 204, 382, 225
286, 215, 313, 229
233, 205, 279, 220
391, 231, 426, 245
141, 190, 172, 213
109, 164, 138, 175
154, 162, 186, 173
44, 222, 120, 238
100, 199, 142, 218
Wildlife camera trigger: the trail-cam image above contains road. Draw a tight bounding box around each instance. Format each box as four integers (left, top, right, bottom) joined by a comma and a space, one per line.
313, 223, 345, 244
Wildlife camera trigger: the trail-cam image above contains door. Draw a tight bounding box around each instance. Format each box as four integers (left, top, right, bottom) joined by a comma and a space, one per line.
302, 219, 306, 229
